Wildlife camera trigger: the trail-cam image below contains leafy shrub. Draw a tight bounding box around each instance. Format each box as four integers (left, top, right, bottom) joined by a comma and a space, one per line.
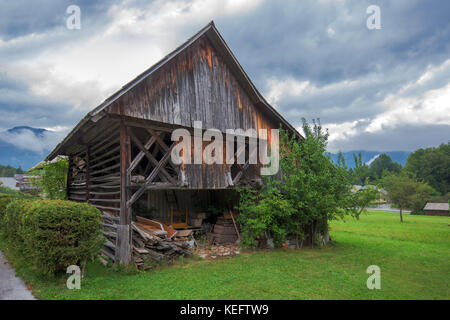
238, 119, 351, 248
0, 193, 36, 232
28, 158, 69, 199
3, 200, 32, 251
0, 193, 14, 227
4, 199, 105, 274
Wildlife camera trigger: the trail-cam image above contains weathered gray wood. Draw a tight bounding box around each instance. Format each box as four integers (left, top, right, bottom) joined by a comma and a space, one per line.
128, 127, 176, 184
115, 224, 131, 265
127, 134, 157, 174
127, 142, 175, 208
92, 204, 120, 211
117, 120, 132, 266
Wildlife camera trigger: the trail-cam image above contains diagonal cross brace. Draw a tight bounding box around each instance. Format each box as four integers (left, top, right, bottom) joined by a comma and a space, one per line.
128, 128, 177, 184
127, 142, 175, 208
233, 146, 258, 185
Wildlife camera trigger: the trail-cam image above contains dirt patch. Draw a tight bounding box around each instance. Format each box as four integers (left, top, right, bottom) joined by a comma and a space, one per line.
194, 244, 240, 260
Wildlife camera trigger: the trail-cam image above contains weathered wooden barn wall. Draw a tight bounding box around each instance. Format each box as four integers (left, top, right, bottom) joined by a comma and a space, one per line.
104, 36, 277, 189
138, 189, 239, 224
425, 209, 449, 216
67, 128, 121, 214
106, 36, 278, 135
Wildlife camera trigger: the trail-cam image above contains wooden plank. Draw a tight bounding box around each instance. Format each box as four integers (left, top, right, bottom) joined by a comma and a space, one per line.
92, 204, 120, 211
127, 142, 175, 208
90, 145, 120, 163
233, 146, 257, 185
127, 134, 157, 174
128, 128, 176, 184
117, 120, 132, 265
90, 163, 120, 176
85, 147, 90, 201
90, 198, 120, 203
90, 154, 120, 170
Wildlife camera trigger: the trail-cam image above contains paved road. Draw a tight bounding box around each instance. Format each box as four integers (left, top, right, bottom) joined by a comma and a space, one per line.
0, 251, 36, 300
370, 204, 411, 213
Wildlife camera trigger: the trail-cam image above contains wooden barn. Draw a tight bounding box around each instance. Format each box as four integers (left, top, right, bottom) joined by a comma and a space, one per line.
46, 21, 300, 265
423, 203, 449, 216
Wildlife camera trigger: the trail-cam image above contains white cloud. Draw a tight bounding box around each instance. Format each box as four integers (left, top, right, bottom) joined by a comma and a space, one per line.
365, 154, 380, 166
268, 58, 450, 151
2, 0, 264, 113
0, 128, 64, 153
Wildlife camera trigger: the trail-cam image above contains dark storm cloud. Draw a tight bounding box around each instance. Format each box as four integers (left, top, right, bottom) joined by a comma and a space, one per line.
0, 73, 83, 131
330, 123, 450, 152
0, 0, 120, 40
0, 0, 448, 152
216, 0, 450, 87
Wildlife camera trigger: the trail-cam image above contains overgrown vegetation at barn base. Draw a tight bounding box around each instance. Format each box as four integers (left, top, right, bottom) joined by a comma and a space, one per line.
1, 199, 104, 275
28, 157, 69, 200
237, 119, 375, 249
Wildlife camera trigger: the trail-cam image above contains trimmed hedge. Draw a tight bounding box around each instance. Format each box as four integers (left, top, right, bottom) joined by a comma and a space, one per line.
0, 192, 37, 233
0, 193, 14, 228
3, 199, 105, 274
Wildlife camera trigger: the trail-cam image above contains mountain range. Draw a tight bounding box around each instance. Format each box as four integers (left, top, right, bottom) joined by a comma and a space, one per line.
0, 126, 51, 170
328, 150, 410, 168
0, 126, 411, 171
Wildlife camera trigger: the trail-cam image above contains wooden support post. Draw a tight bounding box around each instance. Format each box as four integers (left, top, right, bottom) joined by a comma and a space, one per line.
66, 156, 72, 200
85, 147, 90, 202
116, 120, 132, 265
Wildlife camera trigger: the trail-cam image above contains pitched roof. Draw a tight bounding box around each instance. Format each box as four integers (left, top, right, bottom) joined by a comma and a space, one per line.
47, 21, 301, 160
424, 202, 449, 211
0, 177, 19, 190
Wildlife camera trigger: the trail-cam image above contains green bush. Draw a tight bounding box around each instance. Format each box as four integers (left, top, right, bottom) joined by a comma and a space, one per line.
0, 191, 39, 234
4, 199, 105, 274
0, 193, 14, 227
3, 200, 32, 250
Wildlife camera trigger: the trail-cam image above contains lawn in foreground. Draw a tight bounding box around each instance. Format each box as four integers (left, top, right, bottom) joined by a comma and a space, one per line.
1, 211, 448, 299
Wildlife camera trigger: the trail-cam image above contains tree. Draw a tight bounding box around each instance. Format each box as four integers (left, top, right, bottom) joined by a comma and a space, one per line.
0, 164, 23, 177
368, 154, 401, 181
28, 158, 69, 200
382, 174, 435, 222
404, 143, 450, 195
237, 119, 351, 249
346, 183, 379, 220
350, 152, 370, 185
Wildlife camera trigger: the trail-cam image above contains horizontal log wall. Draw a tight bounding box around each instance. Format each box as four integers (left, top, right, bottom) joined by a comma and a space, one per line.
67, 130, 121, 214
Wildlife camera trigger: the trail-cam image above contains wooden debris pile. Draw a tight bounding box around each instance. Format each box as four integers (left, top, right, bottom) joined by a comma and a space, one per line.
101, 213, 191, 269
195, 244, 240, 260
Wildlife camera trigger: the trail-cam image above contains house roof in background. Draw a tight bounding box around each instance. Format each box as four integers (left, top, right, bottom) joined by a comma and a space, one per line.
424, 202, 449, 211
0, 177, 19, 190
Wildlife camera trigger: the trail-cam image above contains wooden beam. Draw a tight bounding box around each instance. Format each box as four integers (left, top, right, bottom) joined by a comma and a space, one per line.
233, 147, 257, 185
127, 131, 158, 174
128, 128, 176, 184
127, 142, 175, 208
85, 147, 90, 201
117, 120, 132, 265
66, 157, 72, 200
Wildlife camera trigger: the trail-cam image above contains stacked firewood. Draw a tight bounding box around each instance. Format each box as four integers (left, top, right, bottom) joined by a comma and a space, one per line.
101, 213, 191, 269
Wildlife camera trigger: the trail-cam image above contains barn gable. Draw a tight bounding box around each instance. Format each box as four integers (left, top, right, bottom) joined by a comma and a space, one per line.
48, 21, 299, 160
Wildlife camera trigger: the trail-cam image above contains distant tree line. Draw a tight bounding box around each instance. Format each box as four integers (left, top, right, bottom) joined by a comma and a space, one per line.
338, 142, 449, 219
0, 164, 23, 177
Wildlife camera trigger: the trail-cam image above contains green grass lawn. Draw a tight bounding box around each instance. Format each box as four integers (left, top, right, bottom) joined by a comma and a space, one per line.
1, 211, 449, 299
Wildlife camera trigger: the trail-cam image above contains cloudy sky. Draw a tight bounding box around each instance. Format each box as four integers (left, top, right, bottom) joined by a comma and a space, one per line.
0, 0, 449, 153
